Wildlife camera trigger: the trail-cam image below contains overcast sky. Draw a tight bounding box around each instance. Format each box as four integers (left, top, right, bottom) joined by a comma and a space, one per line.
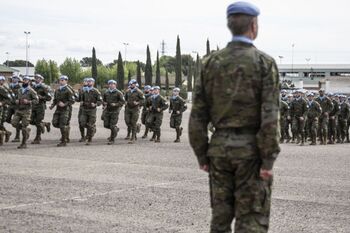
0, 0, 349, 66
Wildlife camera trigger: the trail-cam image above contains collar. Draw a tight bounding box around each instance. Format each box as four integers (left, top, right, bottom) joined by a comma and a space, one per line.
108, 88, 117, 93
59, 84, 67, 90
232, 35, 254, 45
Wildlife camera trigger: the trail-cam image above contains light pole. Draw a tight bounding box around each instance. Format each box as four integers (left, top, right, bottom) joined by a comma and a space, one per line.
123, 42, 129, 70
278, 55, 284, 64
5, 52, 9, 67
291, 43, 295, 77
24, 31, 31, 75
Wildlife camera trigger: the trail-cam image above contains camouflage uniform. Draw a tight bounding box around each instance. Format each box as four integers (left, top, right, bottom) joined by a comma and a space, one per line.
290, 97, 308, 145
124, 87, 144, 143
169, 95, 187, 142
189, 40, 280, 233
141, 91, 152, 138
30, 83, 52, 143
0, 83, 13, 145
7, 82, 21, 141
315, 96, 333, 144
66, 84, 78, 142
329, 99, 340, 143
147, 93, 168, 142
11, 85, 39, 148
79, 87, 102, 144
51, 85, 75, 146
77, 85, 86, 142
102, 88, 125, 144
306, 100, 322, 145
279, 100, 289, 143
337, 100, 350, 143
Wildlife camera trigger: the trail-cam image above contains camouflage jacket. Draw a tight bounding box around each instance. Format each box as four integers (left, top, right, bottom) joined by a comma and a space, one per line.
125, 88, 144, 109
306, 100, 322, 119
32, 83, 52, 106
290, 97, 308, 118
280, 100, 289, 119
189, 41, 280, 170
16, 86, 39, 111
52, 85, 75, 111
329, 100, 340, 117
169, 96, 187, 115
338, 102, 350, 121
150, 94, 168, 113
103, 89, 125, 111
0, 85, 13, 106
9, 83, 21, 105
315, 96, 333, 114
80, 87, 102, 109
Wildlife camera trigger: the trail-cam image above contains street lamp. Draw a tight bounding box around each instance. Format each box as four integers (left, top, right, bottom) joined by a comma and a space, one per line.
24, 31, 31, 75
123, 42, 129, 69
278, 55, 284, 64
291, 43, 295, 77
5, 52, 9, 67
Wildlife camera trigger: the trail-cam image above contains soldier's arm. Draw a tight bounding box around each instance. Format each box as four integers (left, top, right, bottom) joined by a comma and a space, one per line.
161, 98, 169, 111
189, 65, 210, 166
43, 86, 53, 102
95, 90, 103, 106
180, 98, 188, 112
138, 91, 145, 106
256, 59, 280, 171
327, 99, 334, 114
118, 91, 125, 107
30, 90, 39, 105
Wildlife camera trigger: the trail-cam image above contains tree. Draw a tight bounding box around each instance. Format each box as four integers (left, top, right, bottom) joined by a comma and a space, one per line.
116, 52, 124, 91
59, 58, 82, 84
181, 54, 194, 76
187, 62, 193, 92
48, 60, 59, 84
159, 55, 176, 73
35, 59, 50, 81
165, 70, 169, 96
175, 35, 182, 88
206, 38, 210, 56
80, 57, 102, 67
127, 70, 131, 83
4, 60, 34, 67
155, 51, 161, 87
91, 47, 98, 85
145, 45, 153, 85
136, 60, 142, 89
194, 53, 200, 87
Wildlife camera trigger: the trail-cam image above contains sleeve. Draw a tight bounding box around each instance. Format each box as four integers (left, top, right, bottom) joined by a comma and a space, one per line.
96, 90, 102, 106
189, 62, 211, 166
44, 86, 52, 102
118, 91, 125, 107
181, 98, 188, 112
256, 59, 281, 170
30, 90, 39, 105
161, 98, 169, 111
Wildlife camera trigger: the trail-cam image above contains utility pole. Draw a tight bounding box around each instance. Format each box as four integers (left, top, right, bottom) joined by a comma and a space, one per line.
5, 52, 9, 67
161, 40, 166, 56
24, 31, 31, 76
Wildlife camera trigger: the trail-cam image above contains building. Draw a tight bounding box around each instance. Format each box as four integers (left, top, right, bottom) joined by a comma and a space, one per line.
278, 64, 350, 78
0, 64, 18, 79
11, 67, 35, 76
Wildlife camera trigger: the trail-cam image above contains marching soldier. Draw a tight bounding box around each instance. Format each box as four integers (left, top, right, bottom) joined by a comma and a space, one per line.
146, 86, 168, 142
315, 88, 333, 145
102, 80, 125, 145
284, 93, 293, 142
11, 76, 39, 149
328, 93, 340, 144
124, 79, 144, 144
337, 95, 350, 143
169, 87, 187, 142
79, 78, 102, 145
306, 93, 322, 145
7, 75, 22, 142
290, 89, 308, 146
50, 75, 74, 147
0, 76, 13, 145
279, 99, 289, 143
30, 74, 52, 144
141, 85, 152, 139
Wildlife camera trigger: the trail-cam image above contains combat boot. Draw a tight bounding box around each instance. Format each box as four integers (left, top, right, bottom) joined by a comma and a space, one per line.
57, 127, 67, 147
45, 122, 51, 133
174, 128, 180, 143
31, 135, 41, 144
150, 132, 156, 141
5, 131, 12, 143
0, 131, 4, 146
142, 127, 149, 139
12, 128, 20, 142
125, 128, 131, 140
66, 126, 71, 143
79, 126, 85, 142
128, 131, 136, 144
18, 128, 30, 149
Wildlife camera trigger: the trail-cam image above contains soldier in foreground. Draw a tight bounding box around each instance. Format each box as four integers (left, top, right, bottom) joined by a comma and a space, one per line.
169, 87, 187, 142
7, 76, 22, 142
78, 78, 88, 142
50, 75, 74, 147
0, 76, 13, 145
30, 74, 52, 144
141, 85, 152, 139
12, 76, 39, 149
189, 2, 280, 232
337, 95, 350, 143
102, 80, 125, 145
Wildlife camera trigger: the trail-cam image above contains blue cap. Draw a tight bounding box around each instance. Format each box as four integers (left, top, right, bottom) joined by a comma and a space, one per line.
108, 80, 117, 84
144, 85, 151, 90
59, 75, 69, 80
152, 86, 160, 90
0, 76, 5, 81
173, 87, 180, 92
227, 2, 260, 17
23, 76, 31, 80
129, 79, 137, 85
87, 77, 95, 82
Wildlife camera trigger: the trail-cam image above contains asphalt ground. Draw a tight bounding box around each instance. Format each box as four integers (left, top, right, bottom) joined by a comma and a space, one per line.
0, 104, 349, 233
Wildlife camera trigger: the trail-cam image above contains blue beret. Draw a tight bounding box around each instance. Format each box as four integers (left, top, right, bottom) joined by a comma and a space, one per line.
152, 86, 160, 90
0, 76, 5, 81
129, 79, 137, 85
108, 80, 117, 84
227, 1, 260, 17
144, 85, 151, 90
59, 75, 69, 80
173, 87, 180, 92
87, 77, 95, 82
23, 76, 31, 80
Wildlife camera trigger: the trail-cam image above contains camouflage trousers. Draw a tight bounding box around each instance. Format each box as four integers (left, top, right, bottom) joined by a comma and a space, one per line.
52, 109, 69, 129
337, 118, 348, 141
5, 105, 16, 124
79, 108, 97, 139
207, 129, 271, 233
306, 117, 318, 143
12, 109, 31, 128
170, 113, 182, 129
328, 116, 337, 142
141, 109, 149, 125
279, 118, 287, 141
103, 109, 120, 129
318, 115, 329, 139
124, 107, 140, 133
291, 117, 305, 142
146, 112, 163, 134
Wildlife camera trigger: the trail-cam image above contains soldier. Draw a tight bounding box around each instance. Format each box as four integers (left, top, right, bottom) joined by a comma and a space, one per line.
280, 89, 288, 102
141, 85, 152, 139
11, 76, 39, 149
65, 81, 78, 143
169, 87, 187, 142
50, 75, 74, 147
284, 93, 293, 142
7, 75, 22, 142
77, 78, 88, 142
290, 89, 308, 146
315, 88, 333, 145
306, 93, 322, 145
30, 74, 52, 144
146, 86, 168, 142
279, 99, 289, 143
79, 78, 102, 145
0, 76, 13, 145
102, 80, 125, 145
328, 93, 340, 144
124, 79, 144, 144
347, 97, 350, 143
189, 2, 280, 232
337, 95, 350, 143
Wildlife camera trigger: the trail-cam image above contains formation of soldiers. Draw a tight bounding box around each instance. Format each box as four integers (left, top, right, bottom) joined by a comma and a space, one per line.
280, 88, 350, 145
0, 74, 187, 148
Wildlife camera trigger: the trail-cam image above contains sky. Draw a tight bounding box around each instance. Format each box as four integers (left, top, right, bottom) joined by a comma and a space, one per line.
0, 0, 349, 66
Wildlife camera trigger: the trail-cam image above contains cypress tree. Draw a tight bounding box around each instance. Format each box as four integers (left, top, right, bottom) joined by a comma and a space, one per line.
145, 45, 153, 85
175, 35, 182, 88
187, 62, 193, 92
194, 53, 200, 87
206, 38, 210, 56
155, 51, 161, 87
165, 70, 169, 96
128, 70, 131, 83
136, 60, 142, 89
92, 47, 98, 84
116, 51, 124, 91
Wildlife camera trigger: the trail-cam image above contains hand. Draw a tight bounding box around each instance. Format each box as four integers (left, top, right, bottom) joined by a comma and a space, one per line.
133, 101, 139, 106
58, 101, 65, 107
91, 103, 96, 107
200, 164, 209, 173
49, 105, 54, 110
176, 111, 180, 114
157, 108, 161, 112
260, 168, 273, 180
330, 116, 335, 120
299, 117, 304, 121
22, 99, 29, 104
324, 112, 329, 116
110, 103, 117, 107
287, 116, 291, 120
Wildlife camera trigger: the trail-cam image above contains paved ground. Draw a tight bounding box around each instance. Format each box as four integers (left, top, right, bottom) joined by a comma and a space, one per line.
0, 104, 349, 233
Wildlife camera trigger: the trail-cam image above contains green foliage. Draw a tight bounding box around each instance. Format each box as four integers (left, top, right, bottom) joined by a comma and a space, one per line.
116, 52, 125, 91
136, 60, 142, 89
175, 35, 182, 88
206, 38, 210, 56
59, 58, 82, 84
165, 70, 169, 96
159, 56, 176, 73
91, 47, 98, 81
145, 45, 153, 85
187, 62, 193, 92
155, 51, 161, 87
35, 59, 59, 84
80, 56, 102, 67
4, 60, 34, 67
48, 60, 59, 84
181, 54, 194, 76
